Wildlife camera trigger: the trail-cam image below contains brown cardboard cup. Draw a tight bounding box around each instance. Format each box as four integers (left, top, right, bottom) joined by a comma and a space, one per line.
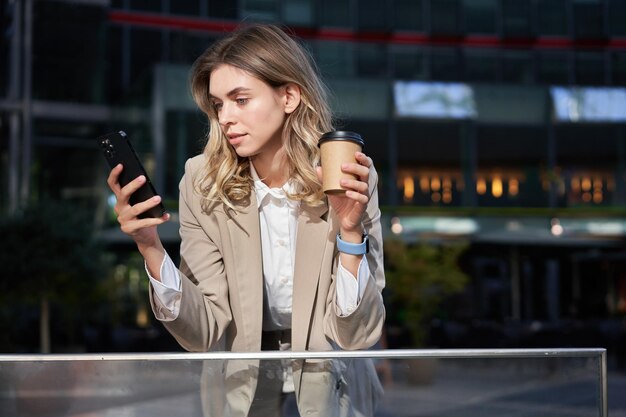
318, 131, 365, 195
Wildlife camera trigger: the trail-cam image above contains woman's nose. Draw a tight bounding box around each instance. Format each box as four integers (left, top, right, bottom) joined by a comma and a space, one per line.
218, 103, 235, 126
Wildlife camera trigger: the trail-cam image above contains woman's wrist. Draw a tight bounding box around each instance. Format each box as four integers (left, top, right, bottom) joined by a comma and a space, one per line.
338, 227, 364, 243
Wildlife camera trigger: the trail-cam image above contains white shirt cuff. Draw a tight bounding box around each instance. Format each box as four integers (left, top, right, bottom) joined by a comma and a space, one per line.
146, 252, 182, 317
335, 256, 370, 316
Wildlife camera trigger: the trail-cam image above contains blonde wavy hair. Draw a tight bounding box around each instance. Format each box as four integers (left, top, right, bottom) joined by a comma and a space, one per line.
190, 24, 333, 210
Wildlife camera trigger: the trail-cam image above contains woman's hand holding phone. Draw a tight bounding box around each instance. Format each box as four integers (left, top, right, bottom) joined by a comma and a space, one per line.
107, 163, 170, 280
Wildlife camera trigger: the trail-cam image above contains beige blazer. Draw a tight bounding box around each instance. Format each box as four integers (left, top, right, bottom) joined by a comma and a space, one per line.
150, 154, 385, 416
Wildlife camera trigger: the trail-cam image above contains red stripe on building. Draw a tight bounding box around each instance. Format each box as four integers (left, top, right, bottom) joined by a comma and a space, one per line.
108, 10, 626, 50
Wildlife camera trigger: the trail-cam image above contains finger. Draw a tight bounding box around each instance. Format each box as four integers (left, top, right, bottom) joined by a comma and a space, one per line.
343, 189, 369, 205
119, 215, 169, 235
355, 152, 373, 168
342, 162, 369, 181
106, 164, 124, 192
340, 178, 369, 195
128, 195, 165, 219
117, 199, 169, 226
119, 175, 147, 202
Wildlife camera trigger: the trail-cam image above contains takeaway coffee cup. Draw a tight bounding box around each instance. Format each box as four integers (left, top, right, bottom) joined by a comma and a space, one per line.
318, 131, 365, 194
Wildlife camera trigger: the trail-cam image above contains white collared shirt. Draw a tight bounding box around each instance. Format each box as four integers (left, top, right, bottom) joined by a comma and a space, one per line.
148, 163, 369, 328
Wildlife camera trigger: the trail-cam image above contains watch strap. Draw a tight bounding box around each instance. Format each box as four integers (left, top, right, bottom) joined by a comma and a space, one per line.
336, 233, 369, 255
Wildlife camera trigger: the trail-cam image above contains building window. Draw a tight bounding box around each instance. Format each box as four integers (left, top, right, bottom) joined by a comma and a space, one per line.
430, 48, 462, 81
33, 2, 106, 103
609, 0, 626, 36
476, 125, 549, 207
575, 52, 606, 86
207, 1, 239, 19
356, 43, 388, 77
396, 120, 464, 207
463, 0, 497, 34
464, 49, 499, 82
1, 2, 13, 98
282, 0, 314, 26
534, 0, 569, 36
430, 0, 461, 36
169, 32, 216, 65
392, 46, 428, 79
555, 124, 621, 207
502, 0, 531, 38
315, 41, 355, 78
612, 52, 626, 86
319, 0, 352, 27
392, 0, 424, 32
129, 0, 162, 12
537, 51, 571, 85
242, 0, 280, 22
358, 0, 389, 31
169, 0, 202, 16
573, 0, 605, 39
129, 28, 165, 95
501, 51, 534, 84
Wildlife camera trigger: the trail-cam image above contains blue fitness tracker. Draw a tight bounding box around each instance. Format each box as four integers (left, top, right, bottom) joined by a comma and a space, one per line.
336, 233, 369, 255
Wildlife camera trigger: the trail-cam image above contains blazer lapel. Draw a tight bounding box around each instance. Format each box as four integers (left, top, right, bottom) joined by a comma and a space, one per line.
292, 202, 330, 350
226, 195, 264, 351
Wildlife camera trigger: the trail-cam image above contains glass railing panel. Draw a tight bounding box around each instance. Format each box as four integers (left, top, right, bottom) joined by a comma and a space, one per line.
0, 349, 606, 417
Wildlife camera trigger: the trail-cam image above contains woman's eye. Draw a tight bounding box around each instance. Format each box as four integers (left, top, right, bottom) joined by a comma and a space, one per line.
213, 102, 223, 111
236, 98, 248, 105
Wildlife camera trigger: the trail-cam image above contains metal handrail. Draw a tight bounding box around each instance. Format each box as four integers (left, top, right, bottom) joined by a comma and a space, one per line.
0, 347, 606, 361
0, 348, 607, 417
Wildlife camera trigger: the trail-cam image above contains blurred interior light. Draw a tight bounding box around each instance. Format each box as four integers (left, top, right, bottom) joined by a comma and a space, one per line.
550, 218, 564, 236
607, 178, 615, 192
431, 192, 441, 203
136, 307, 149, 327
593, 190, 603, 204
581, 177, 592, 192
403, 176, 415, 201
430, 177, 441, 192
391, 217, 403, 234
476, 178, 486, 195
419, 176, 430, 193
593, 177, 603, 190
508, 178, 519, 196
492, 176, 503, 198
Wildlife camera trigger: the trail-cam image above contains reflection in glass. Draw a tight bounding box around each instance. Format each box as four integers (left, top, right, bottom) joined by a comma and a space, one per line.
551, 87, 626, 122
393, 81, 477, 119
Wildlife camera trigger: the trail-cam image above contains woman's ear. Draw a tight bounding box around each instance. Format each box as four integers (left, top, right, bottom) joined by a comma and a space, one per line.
283, 83, 301, 114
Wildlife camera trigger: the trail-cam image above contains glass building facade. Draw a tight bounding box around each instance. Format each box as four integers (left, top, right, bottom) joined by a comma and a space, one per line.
2, 0, 626, 351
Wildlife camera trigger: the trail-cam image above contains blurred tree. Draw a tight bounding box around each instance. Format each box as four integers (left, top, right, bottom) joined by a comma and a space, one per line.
0, 200, 108, 353
384, 239, 469, 347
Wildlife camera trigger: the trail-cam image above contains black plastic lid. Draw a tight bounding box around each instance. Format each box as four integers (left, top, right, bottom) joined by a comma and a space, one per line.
318, 131, 364, 147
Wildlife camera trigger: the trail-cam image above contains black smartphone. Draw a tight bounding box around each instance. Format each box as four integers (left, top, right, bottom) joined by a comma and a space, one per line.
97, 130, 166, 219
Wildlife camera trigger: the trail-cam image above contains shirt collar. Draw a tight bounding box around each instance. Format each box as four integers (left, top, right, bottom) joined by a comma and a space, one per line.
250, 162, 298, 208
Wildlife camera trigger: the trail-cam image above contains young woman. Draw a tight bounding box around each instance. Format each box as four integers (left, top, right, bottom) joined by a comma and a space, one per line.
107, 24, 385, 417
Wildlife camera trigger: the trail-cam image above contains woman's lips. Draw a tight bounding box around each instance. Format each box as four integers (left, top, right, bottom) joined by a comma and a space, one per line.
227, 133, 246, 145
